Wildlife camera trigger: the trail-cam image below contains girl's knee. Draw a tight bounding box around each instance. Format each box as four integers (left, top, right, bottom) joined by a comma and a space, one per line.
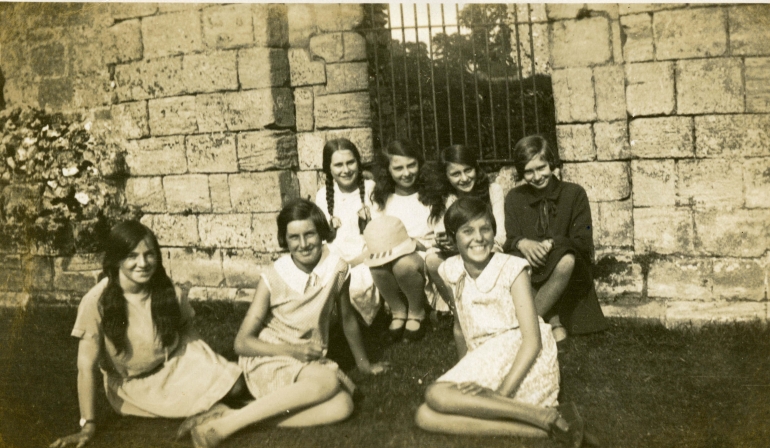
424, 383, 453, 412
392, 253, 424, 278
415, 403, 440, 431
326, 392, 354, 423
555, 254, 575, 275
298, 365, 340, 399
425, 253, 443, 274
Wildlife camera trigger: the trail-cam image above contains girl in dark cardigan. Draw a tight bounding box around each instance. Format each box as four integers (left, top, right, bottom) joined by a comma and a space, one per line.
503, 135, 607, 341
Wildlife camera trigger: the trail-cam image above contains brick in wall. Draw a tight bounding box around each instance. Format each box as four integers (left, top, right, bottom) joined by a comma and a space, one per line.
694, 209, 770, 258
665, 301, 766, 327
648, 257, 712, 300
148, 96, 198, 136
634, 207, 693, 254
593, 65, 625, 121
252, 212, 281, 252
196, 88, 295, 132
165, 248, 223, 287
199, 214, 253, 248
315, 92, 371, 129
744, 158, 770, 209
545, 4, 585, 20
125, 136, 187, 176
746, 58, 770, 113
186, 133, 238, 173
309, 33, 343, 62
114, 56, 185, 102
181, 51, 239, 94
625, 62, 675, 117
315, 4, 364, 33
229, 171, 299, 213
223, 250, 271, 288
237, 131, 298, 172
111, 101, 148, 139
202, 4, 254, 50
323, 62, 368, 95
126, 177, 165, 212
163, 174, 211, 213
142, 10, 202, 59
297, 171, 320, 201
342, 32, 367, 62
712, 258, 766, 301
632, 160, 676, 207
619, 13, 653, 62
695, 115, 770, 158
653, 8, 727, 60
209, 174, 232, 213
561, 162, 630, 202
728, 5, 770, 56
596, 201, 633, 247
142, 214, 199, 246
289, 48, 326, 87
0, 255, 23, 291
557, 124, 595, 162
254, 4, 289, 48
676, 58, 743, 114
552, 68, 595, 123
111, 3, 158, 20
239, 48, 290, 90
594, 121, 631, 161
23, 255, 54, 291
293, 87, 314, 132
677, 159, 743, 208
105, 19, 142, 64
551, 17, 611, 68
629, 117, 693, 159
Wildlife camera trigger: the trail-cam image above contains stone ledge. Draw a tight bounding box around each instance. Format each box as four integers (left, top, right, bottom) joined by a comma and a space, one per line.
665, 301, 766, 328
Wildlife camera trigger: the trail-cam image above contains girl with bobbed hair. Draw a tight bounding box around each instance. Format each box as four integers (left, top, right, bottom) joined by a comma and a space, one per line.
421, 144, 508, 312
197, 199, 388, 448
51, 221, 248, 448
504, 135, 607, 342
368, 139, 439, 341
315, 138, 379, 325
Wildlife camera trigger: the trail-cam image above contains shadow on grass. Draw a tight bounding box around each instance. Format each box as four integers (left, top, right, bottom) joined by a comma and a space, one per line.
1, 303, 769, 448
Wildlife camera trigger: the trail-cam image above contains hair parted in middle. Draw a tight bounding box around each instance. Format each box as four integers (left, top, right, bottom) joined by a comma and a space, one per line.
512, 134, 560, 179
321, 138, 368, 234
421, 144, 491, 223
443, 196, 497, 242
276, 198, 333, 249
371, 138, 427, 210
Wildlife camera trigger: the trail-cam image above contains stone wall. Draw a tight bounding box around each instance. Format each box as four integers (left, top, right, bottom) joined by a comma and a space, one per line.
0, 3, 371, 305
541, 3, 770, 326
2, 3, 769, 327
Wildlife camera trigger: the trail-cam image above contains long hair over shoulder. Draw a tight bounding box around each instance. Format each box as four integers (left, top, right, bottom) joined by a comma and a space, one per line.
100, 221, 180, 355
371, 139, 428, 210
421, 145, 491, 222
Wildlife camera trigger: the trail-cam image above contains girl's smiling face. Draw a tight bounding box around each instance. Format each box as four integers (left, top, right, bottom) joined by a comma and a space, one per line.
286, 219, 323, 273
446, 162, 477, 194
388, 155, 420, 193
329, 150, 359, 193
455, 215, 495, 272
119, 237, 158, 291
522, 154, 553, 190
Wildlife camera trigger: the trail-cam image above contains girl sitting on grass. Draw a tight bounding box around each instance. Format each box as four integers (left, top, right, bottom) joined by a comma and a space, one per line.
415, 197, 589, 447
422, 144, 507, 316
314, 138, 379, 325
187, 199, 388, 448
504, 135, 607, 342
51, 221, 248, 448
368, 139, 440, 341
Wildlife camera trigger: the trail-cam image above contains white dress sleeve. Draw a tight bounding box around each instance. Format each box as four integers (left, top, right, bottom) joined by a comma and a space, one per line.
489, 183, 507, 247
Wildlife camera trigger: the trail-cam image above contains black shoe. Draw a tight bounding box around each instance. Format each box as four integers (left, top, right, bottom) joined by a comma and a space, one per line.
388, 317, 406, 341
403, 317, 426, 341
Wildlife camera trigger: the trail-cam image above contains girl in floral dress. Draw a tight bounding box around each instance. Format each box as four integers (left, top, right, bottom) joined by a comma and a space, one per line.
415, 197, 587, 447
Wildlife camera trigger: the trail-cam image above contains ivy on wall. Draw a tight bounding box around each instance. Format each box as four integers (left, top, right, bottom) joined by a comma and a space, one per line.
0, 106, 140, 254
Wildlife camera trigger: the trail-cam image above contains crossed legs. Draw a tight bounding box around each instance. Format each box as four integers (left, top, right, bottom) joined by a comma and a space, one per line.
533, 254, 575, 330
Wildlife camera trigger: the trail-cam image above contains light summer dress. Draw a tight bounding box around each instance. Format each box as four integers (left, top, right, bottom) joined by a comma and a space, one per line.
238, 247, 355, 399
72, 278, 242, 418
436, 253, 560, 407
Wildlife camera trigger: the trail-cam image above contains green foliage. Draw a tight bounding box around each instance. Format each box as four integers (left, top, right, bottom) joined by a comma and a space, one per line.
361, 4, 556, 165
0, 106, 140, 254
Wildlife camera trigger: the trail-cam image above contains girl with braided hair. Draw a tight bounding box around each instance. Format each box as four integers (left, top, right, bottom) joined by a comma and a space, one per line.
314, 138, 379, 324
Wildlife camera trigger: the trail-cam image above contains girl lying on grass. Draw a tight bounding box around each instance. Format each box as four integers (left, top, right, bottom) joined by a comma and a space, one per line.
415, 197, 595, 447
504, 135, 607, 342
51, 221, 250, 448
186, 199, 388, 447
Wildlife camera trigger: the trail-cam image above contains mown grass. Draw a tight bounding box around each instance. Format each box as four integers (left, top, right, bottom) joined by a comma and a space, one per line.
1, 303, 769, 448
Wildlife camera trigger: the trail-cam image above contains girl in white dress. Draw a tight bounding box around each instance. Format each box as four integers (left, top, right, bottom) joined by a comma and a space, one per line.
369, 139, 437, 341
314, 138, 379, 324
415, 197, 586, 447
188, 199, 388, 447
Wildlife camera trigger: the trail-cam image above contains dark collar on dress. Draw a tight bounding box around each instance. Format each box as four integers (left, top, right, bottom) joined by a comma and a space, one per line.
526, 176, 563, 205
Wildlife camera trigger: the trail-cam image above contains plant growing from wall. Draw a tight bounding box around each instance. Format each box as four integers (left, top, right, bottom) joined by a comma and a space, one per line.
0, 106, 140, 254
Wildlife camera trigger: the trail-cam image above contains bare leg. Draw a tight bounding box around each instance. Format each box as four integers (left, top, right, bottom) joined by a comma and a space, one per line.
370, 263, 408, 330
192, 364, 342, 447
391, 253, 428, 328
275, 391, 353, 427
424, 383, 560, 431
534, 254, 575, 317
415, 403, 547, 438
425, 252, 452, 309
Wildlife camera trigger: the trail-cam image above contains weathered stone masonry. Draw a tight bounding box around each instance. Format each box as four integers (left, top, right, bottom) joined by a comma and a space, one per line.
1, 3, 769, 326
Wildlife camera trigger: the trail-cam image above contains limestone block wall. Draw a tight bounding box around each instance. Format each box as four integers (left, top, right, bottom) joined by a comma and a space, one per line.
0, 3, 370, 305
543, 3, 770, 326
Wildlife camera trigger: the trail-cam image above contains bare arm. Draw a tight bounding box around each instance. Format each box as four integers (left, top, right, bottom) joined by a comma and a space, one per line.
497, 270, 542, 397
50, 338, 100, 448
453, 314, 467, 360
233, 280, 323, 362
339, 277, 389, 374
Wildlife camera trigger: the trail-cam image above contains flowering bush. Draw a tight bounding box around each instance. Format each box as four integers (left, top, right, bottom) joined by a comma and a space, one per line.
0, 106, 140, 254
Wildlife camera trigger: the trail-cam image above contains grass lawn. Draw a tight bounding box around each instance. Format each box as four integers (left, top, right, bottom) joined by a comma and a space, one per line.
1, 302, 769, 448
